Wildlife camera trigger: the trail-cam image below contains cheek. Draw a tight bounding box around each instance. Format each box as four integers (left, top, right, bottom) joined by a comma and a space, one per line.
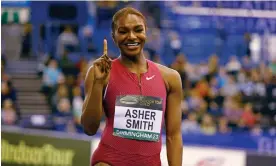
139, 33, 147, 42
114, 35, 124, 45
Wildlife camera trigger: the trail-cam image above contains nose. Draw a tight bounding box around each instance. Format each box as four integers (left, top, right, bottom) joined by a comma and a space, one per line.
128, 31, 137, 40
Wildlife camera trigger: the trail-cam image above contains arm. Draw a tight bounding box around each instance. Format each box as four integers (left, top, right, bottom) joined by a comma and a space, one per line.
81, 39, 111, 136
81, 66, 104, 136
165, 70, 183, 166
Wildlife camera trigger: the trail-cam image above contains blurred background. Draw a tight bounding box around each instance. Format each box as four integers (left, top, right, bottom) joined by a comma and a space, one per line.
1, 1, 276, 166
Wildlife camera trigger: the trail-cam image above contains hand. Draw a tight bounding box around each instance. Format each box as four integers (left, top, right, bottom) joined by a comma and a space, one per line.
93, 39, 112, 82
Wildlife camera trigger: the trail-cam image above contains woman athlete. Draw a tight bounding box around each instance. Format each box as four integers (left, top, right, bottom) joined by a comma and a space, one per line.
81, 7, 183, 166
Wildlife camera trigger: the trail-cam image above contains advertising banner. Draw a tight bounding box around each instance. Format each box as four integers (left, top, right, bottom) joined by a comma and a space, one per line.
1, 128, 91, 166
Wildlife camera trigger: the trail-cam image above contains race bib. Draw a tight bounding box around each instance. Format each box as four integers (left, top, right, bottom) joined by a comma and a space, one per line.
113, 95, 163, 142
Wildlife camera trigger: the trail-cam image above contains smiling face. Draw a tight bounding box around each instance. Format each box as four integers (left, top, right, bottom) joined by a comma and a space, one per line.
112, 12, 147, 58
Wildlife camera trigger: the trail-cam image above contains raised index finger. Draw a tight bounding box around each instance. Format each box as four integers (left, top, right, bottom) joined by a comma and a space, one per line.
103, 39, 108, 56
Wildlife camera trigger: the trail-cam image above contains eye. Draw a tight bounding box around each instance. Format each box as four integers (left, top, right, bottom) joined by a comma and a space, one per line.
118, 31, 127, 34
136, 29, 143, 33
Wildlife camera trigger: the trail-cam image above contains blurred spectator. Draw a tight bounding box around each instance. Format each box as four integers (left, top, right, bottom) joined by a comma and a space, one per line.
53, 98, 73, 132
201, 114, 217, 135
205, 54, 219, 84
209, 77, 220, 96
221, 76, 239, 97
170, 54, 189, 90
181, 100, 189, 119
244, 32, 252, 58
41, 59, 64, 103
76, 61, 90, 89
208, 102, 223, 119
59, 51, 78, 76
56, 26, 79, 56
145, 28, 161, 59
152, 55, 163, 64
1, 99, 17, 125
239, 73, 254, 97
265, 76, 276, 120
218, 117, 231, 134
226, 56, 241, 77
223, 97, 242, 128
76, 56, 89, 73
208, 55, 219, 76
66, 75, 77, 92
21, 23, 32, 58
51, 85, 70, 109
37, 54, 55, 77
195, 78, 209, 98
241, 103, 257, 128
269, 58, 276, 75
82, 26, 97, 54
72, 86, 84, 133
236, 119, 250, 132
251, 70, 266, 97
187, 90, 206, 114
198, 62, 209, 77
169, 31, 182, 56
1, 60, 10, 82
216, 68, 227, 89
237, 69, 247, 85
1, 53, 7, 68
258, 61, 268, 80
207, 77, 225, 109
1, 81, 17, 103
187, 66, 202, 86
242, 56, 255, 73
182, 112, 201, 134
143, 50, 151, 60
251, 125, 263, 136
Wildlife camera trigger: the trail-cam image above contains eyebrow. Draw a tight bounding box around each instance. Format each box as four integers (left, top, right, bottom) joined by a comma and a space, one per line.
118, 24, 144, 29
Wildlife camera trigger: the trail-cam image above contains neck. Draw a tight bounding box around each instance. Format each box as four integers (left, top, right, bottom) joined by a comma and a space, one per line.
118, 51, 148, 74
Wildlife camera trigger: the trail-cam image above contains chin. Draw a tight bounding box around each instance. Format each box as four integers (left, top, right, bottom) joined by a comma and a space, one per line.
122, 49, 143, 57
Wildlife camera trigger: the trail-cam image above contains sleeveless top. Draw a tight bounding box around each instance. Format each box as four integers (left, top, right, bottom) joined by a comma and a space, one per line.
97, 58, 167, 156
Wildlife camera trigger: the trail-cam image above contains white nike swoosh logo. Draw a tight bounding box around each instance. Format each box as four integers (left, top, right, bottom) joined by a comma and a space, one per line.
146, 75, 155, 80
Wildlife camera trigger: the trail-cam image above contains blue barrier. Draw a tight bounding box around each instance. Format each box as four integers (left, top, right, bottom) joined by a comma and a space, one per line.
182, 132, 276, 155
174, 15, 276, 34
1, 1, 30, 7
177, 1, 276, 11
93, 130, 275, 155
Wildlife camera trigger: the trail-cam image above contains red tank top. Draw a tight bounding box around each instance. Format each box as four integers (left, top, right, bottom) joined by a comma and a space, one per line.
91, 58, 167, 165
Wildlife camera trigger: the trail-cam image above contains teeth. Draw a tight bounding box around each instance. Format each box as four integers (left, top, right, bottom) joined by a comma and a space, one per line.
126, 43, 138, 46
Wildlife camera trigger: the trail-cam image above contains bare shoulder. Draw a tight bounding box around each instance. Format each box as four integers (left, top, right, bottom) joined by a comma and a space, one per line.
155, 63, 181, 92
156, 63, 179, 77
